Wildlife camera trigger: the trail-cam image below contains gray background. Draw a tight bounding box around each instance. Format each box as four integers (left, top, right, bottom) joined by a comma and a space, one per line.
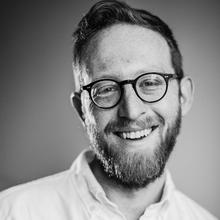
1, 0, 220, 218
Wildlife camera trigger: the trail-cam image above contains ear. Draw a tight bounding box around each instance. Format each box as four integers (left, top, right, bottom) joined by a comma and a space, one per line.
70, 92, 85, 123
179, 76, 194, 116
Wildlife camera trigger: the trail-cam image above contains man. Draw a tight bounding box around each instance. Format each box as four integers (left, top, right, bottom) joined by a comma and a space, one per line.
0, 0, 217, 219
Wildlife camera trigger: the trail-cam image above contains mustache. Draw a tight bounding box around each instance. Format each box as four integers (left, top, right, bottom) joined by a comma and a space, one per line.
104, 116, 164, 134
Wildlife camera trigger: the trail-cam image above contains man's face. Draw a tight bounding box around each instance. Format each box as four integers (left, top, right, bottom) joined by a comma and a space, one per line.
81, 24, 181, 188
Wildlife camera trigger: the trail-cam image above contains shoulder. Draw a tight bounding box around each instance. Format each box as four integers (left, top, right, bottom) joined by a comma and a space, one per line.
0, 170, 72, 199
170, 189, 218, 220
0, 170, 77, 219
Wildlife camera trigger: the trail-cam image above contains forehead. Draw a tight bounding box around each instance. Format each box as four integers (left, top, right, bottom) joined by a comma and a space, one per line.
85, 24, 173, 80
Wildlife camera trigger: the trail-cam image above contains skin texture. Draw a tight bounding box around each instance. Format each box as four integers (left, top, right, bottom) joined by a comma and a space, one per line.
74, 24, 194, 220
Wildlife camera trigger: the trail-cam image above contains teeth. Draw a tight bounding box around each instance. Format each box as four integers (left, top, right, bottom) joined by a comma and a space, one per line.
131, 132, 135, 139
122, 133, 126, 139
120, 128, 153, 140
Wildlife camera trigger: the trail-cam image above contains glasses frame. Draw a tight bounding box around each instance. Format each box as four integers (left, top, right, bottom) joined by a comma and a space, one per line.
81, 72, 180, 109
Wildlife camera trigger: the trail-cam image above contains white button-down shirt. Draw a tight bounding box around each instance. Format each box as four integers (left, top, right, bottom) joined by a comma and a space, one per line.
0, 150, 218, 220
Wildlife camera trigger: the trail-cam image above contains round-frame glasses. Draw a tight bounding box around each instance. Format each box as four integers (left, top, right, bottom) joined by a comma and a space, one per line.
81, 72, 179, 109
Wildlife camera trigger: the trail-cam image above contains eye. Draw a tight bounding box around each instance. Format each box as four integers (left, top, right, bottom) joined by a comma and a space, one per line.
92, 81, 119, 98
97, 85, 117, 96
139, 78, 163, 89
136, 74, 166, 96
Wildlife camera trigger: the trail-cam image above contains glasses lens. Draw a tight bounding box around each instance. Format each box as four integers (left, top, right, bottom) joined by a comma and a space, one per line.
91, 80, 121, 108
136, 74, 166, 102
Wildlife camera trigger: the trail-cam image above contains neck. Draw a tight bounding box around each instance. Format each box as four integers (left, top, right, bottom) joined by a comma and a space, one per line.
90, 159, 166, 220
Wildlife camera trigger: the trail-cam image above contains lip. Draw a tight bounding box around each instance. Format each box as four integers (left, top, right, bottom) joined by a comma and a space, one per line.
113, 124, 158, 132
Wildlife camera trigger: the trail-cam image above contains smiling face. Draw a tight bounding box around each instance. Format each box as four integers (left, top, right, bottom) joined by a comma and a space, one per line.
81, 24, 182, 188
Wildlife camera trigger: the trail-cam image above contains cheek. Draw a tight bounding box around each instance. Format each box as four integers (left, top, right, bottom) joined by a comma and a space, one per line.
81, 92, 96, 127
92, 108, 115, 132
82, 93, 115, 133
153, 88, 180, 124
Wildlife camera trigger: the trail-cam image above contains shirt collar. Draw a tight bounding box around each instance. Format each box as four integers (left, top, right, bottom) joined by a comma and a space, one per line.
161, 170, 175, 203
71, 150, 109, 202
142, 170, 175, 217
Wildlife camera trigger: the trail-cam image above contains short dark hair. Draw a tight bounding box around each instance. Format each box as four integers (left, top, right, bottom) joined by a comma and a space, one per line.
72, 0, 184, 92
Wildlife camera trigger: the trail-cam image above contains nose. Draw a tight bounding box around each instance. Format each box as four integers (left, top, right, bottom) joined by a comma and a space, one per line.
118, 84, 147, 120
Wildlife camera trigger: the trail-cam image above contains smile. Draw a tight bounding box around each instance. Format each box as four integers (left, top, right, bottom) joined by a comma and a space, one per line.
115, 126, 158, 140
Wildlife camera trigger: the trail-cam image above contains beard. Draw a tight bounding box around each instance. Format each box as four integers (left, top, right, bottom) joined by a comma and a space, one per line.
85, 105, 182, 190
